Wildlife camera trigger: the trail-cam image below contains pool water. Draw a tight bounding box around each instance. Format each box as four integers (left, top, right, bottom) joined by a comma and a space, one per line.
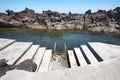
0, 28, 120, 53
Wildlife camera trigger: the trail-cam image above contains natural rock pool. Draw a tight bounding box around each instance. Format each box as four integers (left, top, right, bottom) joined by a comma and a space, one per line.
0, 28, 120, 53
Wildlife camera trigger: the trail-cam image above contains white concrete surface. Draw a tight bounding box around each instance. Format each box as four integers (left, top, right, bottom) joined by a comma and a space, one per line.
88, 42, 120, 60
38, 50, 52, 72
0, 42, 32, 65
68, 50, 77, 68
32, 47, 46, 71
0, 38, 15, 50
74, 48, 87, 66
1, 57, 120, 80
81, 45, 98, 64
16, 45, 39, 65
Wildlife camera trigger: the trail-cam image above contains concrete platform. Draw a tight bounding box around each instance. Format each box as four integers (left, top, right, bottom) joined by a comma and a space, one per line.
1, 57, 120, 80
67, 50, 77, 68
81, 45, 98, 64
88, 42, 120, 60
38, 50, 52, 72
0, 38, 15, 51
0, 38, 120, 80
32, 47, 46, 71
16, 45, 39, 65
0, 42, 32, 65
74, 48, 87, 66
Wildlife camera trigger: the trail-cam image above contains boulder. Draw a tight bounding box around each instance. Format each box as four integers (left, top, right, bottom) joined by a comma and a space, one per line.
0, 59, 8, 67
85, 9, 92, 15
6, 10, 15, 16
16, 59, 37, 72
76, 25, 84, 30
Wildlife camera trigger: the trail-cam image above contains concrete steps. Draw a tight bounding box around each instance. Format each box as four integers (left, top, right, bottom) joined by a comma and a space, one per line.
16, 45, 39, 65
0, 38, 53, 72
67, 42, 120, 68
0, 38, 15, 51
0, 38, 120, 79
68, 46, 99, 68
67, 50, 78, 68
87, 42, 120, 61
74, 48, 87, 66
32, 47, 46, 71
38, 50, 52, 72
0, 42, 33, 65
1, 57, 120, 80
81, 45, 98, 64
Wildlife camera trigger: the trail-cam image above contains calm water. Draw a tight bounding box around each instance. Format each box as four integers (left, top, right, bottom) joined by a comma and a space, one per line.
0, 28, 120, 53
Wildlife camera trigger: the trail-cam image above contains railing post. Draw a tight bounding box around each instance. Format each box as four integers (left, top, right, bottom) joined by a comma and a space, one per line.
54, 42, 57, 54
64, 42, 67, 54
62, 42, 67, 59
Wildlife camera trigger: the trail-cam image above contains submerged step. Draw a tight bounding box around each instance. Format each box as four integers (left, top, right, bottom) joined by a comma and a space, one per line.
38, 50, 52, 72
32, 47, 46, 71
0, 42, 33, 65
81, 45, 98, 64
67, 50, 78, 68
16, 45, 39, 65
74, 48, 87, 66
0, 38, 15, 51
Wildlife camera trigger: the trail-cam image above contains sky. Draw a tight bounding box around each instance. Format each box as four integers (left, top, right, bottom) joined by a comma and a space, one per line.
0, 0, 120, 13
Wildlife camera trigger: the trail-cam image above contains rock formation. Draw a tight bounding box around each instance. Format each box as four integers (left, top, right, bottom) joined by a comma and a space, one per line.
0, 59, 37, 77
0, 7, 120, 33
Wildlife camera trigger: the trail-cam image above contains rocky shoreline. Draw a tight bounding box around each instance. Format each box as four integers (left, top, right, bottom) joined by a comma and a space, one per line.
0, 7, 120, 34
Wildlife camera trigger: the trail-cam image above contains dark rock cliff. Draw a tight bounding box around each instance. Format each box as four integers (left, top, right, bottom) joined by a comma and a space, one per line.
0, 7, 120, 33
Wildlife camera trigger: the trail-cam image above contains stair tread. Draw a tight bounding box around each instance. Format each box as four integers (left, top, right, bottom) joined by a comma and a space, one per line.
81, 45, 98, 64
16, 45, 39, 65
68, 50, 78, 68
88, 42, 120, 60
38, 50, 52, 72
0, 42, 32, 65
74, 48, 87, 66
32, 47, 46, 71
0, 38, 15, 50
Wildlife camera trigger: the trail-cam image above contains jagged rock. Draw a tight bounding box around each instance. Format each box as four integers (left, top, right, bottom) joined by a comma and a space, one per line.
76, 25, 84, 30
85, 9, 92, 15
0, 59, 8, 67
0, 59, 14, 77
0, 7, 120, 33
0, 59, 37, 77
88, 27, 104, 32
50, 17, 61, 22
69, 11, 72, 15
6, 10, 14, 16
114, 7, 120, 12
55, 24, 63, 30
103, 27, 118, 33
17, 8, 36, 19
65, 23, 75, 29
16, 59, 37, 72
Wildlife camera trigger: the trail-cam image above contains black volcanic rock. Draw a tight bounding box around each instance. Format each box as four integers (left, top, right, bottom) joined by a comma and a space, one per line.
6, 10, 15, 16
0, 7, 120, 33
0, 59, 8, 67
16, 59, 37, 72
0, 59, 37, 77
85, 9, 92, 15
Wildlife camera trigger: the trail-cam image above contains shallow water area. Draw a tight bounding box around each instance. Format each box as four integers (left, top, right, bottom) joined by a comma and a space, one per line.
0, 28, 120, 53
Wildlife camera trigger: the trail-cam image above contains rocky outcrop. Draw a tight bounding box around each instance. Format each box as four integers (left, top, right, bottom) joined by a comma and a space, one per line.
83, 7, 120, 33
16, 59, 37, 72
0, 7, 120, 33
0, 59, 37, 77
